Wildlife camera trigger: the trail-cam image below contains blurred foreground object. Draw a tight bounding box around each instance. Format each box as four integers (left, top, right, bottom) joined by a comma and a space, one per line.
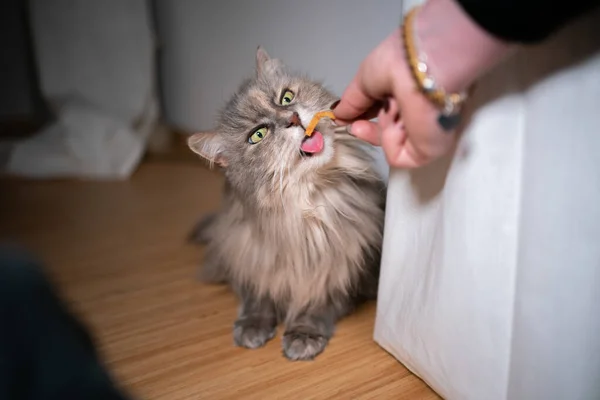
0, 244, 130, 399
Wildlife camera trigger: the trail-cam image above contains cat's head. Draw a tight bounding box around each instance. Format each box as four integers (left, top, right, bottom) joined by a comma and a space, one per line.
188, 47, 340, 205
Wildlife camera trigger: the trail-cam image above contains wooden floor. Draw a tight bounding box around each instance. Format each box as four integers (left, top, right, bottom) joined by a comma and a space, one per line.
0, 159, 439, 400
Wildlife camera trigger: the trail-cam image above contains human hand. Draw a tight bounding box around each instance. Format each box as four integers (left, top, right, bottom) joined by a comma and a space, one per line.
334, 27, 458, 169
333, 0, 511, 169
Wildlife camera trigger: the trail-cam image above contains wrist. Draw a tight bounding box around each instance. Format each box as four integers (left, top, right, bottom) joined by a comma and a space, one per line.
414, 0, 514, 93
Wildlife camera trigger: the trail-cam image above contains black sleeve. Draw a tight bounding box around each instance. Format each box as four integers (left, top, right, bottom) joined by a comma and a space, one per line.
455, 0, 600, 43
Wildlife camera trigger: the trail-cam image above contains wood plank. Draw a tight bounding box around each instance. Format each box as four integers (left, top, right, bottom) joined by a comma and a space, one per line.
0, 162, 439, 400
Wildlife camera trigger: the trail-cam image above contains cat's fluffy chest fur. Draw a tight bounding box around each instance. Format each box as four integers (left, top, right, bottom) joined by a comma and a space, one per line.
215, 146, 384, 312
188, 47, 385, 361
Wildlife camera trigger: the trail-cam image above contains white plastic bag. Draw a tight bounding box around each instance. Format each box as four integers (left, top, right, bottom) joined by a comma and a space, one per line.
8, 97, 143, 179
5, 0, 158, 179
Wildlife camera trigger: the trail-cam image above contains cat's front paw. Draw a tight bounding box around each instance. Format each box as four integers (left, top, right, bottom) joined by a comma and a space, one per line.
233, 318, 276, 349
282, 330, 329, 361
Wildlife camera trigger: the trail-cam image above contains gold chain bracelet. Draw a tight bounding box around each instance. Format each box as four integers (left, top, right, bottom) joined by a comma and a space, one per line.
402, 6, 469, 131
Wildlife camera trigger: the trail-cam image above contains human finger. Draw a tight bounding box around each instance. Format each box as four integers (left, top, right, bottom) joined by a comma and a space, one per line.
348, 120, 380, 146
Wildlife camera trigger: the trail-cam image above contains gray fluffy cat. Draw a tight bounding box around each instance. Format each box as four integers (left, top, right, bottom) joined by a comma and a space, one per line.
188, 47, 386, 361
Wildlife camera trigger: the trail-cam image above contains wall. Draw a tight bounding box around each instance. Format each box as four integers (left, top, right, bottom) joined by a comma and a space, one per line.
155, 0, 401, 177
0, 0, 46, 125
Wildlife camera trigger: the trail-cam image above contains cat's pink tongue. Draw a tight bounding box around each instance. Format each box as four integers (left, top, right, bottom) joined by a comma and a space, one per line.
300, 131, 324, 154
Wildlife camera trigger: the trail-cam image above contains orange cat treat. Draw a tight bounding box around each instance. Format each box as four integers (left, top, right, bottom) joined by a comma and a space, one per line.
305, 110, 336, 137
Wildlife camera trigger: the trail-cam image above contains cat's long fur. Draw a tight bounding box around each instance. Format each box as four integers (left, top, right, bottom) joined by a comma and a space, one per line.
188, 47, 386, 360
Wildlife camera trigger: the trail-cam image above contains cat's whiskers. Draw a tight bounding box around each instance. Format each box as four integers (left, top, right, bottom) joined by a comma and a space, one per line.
279, 158, 287, 212
270, 148, 291, 211
270, 150, 284, 189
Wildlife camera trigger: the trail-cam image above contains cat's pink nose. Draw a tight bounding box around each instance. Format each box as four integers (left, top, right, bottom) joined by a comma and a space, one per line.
287, 112, 301, 128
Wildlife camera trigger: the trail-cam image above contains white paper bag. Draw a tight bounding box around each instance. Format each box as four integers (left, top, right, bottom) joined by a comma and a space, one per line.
374, 5, 600, 400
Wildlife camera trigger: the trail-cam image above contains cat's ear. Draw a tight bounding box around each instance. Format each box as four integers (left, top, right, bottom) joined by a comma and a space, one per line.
187, 131, 228, 168
255, 46, 271, 77
256, 46, 285, 78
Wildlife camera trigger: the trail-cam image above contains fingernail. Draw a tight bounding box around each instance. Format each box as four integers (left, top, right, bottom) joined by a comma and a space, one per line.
330, 99, 340, 110
346, 124, 354, 135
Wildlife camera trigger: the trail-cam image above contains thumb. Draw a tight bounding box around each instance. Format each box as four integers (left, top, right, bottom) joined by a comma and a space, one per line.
334, 77, 378, 123
334, 39, 395, 122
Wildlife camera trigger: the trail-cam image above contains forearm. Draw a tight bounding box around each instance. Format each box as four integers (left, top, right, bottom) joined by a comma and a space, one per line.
411, 0, 598, 93
413, 0, 513, 93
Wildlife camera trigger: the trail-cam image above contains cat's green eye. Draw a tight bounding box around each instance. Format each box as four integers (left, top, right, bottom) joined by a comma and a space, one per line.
280, 89, 295, 105
248, 126, 268, 144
